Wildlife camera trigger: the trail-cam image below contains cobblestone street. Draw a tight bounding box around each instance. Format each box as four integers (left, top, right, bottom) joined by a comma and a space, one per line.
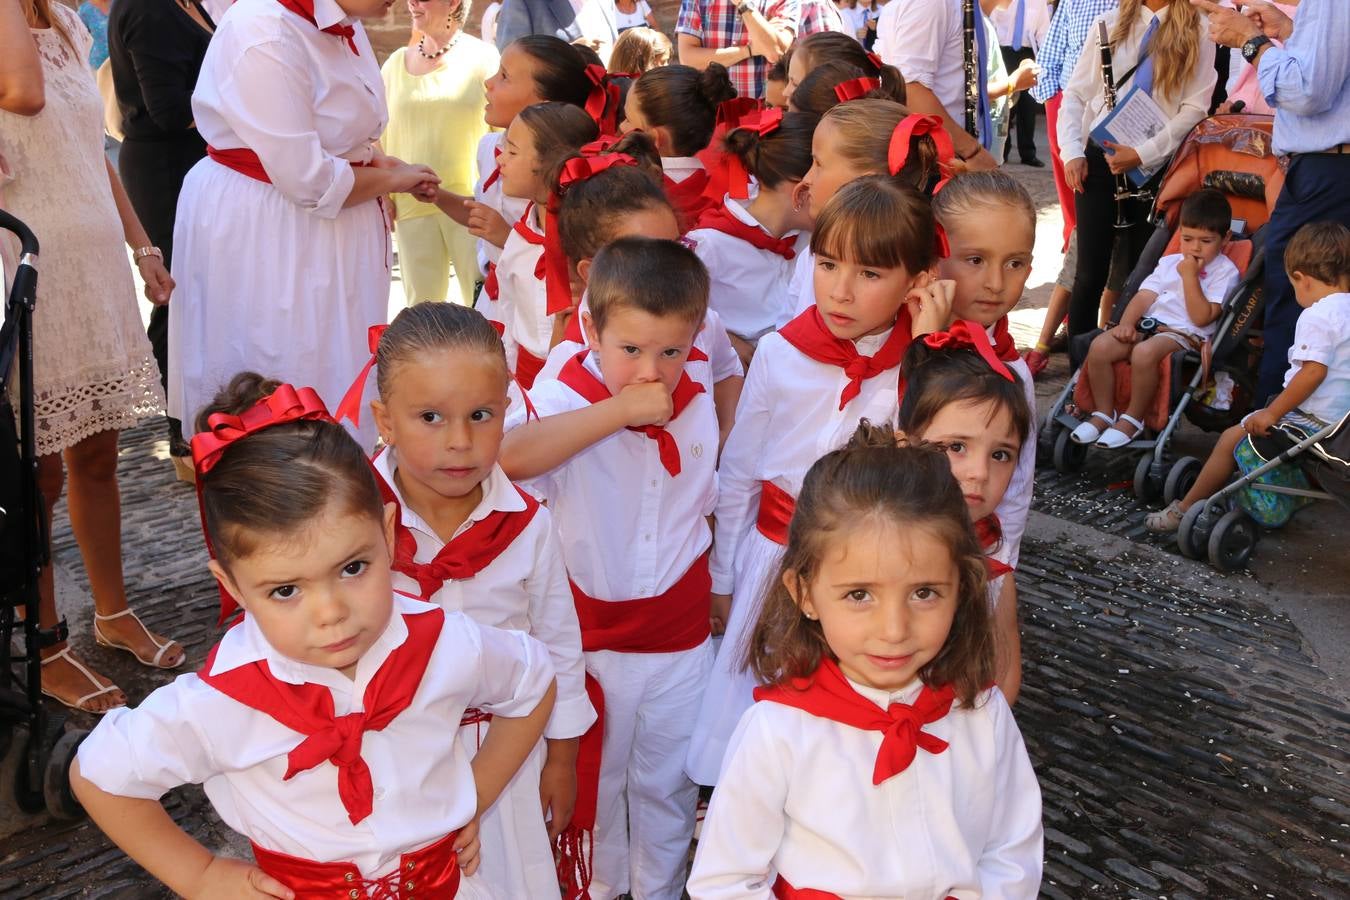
2, 419, 1347, 898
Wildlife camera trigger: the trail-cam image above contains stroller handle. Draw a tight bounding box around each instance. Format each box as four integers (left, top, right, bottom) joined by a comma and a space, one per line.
0, 208, 39, 259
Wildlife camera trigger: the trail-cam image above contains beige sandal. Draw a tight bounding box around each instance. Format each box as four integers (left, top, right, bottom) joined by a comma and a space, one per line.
94, 608, 185, 669
41, 647, 125, 715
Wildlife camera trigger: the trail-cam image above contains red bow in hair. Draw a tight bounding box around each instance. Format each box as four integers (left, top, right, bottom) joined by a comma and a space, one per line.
190, 384, 335, 624
715, 96, 765, 129
834, 76, 881, 103
934, 222, 951, 260
334, 324, 388, 426
275, 0, 358, 54
542, 153, 640, 316
718, 107, 784, 201
584, 65, 622, 137
922, 320, 1015, 382
888, 114, 955, 185
865, 50, 884, 71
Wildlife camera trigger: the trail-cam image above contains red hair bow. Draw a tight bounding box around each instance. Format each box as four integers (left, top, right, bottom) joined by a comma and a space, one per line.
865, 50, 884, 72
715, 96, 765, 129
922, 320, 1015, 382
334, 324, 388, 426
720, 107, 783, 201
189, 382, 335, 624
543, 152, 639, 316
584, 64, 622, 137
888, 114, 955, 185
834, 76, 880, 103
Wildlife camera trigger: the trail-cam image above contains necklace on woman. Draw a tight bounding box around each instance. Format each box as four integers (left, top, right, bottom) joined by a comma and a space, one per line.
417, 33, 457, 60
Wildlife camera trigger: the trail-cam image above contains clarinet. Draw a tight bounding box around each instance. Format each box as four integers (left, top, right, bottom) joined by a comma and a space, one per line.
963, 0, 979, 141
1097, 20, 1133, 231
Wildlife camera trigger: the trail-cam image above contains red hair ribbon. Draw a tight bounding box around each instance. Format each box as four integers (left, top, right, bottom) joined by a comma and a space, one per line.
834, 76, 881, 103
865, 50, 884, 71
718, 106, 784, 201
715, 96, 765, 129
584, 64, 622, 137
888, 113, 955, 181
334, 324, 388, 426
189, 383, 335, 624
934, 222, 951, 260
921, 320, 1015, 382
542, 153, 641, 316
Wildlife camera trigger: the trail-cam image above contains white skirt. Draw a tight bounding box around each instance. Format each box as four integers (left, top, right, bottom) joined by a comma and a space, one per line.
167, 159, 388, 447
684, 527, 784, 785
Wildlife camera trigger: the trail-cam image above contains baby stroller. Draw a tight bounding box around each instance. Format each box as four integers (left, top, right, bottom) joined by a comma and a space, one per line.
1175, 411, 1350, 570
0, 209, 87, 820
1040, 114, 1282, 504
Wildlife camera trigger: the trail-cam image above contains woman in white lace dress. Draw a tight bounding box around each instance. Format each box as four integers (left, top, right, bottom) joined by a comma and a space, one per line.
2, 0, 185, 714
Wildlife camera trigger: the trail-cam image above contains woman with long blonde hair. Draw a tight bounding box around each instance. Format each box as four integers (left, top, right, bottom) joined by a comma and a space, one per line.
1057, 0, 1215, 347
3, 0, 185, 713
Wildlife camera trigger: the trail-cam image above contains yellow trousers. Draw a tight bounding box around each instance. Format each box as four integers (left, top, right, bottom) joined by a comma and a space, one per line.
394, 211, 478, 306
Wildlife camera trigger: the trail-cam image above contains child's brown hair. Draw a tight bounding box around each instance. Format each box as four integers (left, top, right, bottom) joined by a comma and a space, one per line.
587, 237, 709, 335
785, 31, 904, 94
1285, 221, 1350, 288
898, 339, 1031, 446
819, 99, 944, 193
721, 110, 819, 190
745, 421, 995, 706
931, 169, 1036, 233
517, 102, 600, 182
790, 60, 906, 117
609, 27, 672, 74
555, 135, 674, 265
375, 303, 509, 398
629, 63, 738, 156
195, 372, 384, 565
811, 175, 939, 275
1178, 188, 1232, 237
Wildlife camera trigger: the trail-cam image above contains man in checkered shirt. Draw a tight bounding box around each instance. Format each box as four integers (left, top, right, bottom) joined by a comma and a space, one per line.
677, 0, 801, 99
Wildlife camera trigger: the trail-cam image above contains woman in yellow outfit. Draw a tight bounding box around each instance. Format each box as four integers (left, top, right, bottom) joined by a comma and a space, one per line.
381, 0, 499, 305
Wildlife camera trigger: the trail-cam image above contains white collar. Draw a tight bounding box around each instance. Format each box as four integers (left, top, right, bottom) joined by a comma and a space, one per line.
374, 449, 526, 542
312, 0, 352, 30
663, 156, 705, 182
854, 322, 896, 354
844, 672, 925, 711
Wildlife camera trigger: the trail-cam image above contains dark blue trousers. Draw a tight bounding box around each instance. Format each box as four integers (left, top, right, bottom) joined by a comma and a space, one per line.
1257, 152, 1350, 401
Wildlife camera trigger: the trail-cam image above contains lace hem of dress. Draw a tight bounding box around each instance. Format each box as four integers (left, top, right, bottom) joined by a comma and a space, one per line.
30, 355, 165, 456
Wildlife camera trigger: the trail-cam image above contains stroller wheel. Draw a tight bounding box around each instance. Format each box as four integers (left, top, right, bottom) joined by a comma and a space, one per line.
1052, 428, 1088, 473
11, 724, 47, 814
1164, 456, 1202, 504
1133, 455, 1165, 504
1208, 508, 1258, 571
43, 729, 88, 820
1177, 502, 1214, 559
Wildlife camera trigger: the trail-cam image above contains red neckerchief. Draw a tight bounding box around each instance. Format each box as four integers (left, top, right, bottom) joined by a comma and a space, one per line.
753, 657, 954, 785
557, 351, 705, 476
198, 606, 444, 824
482, 146, 502, 190
512, 205, 546, 280
663, 171, 715, 232
373, 461, 541, 600
975, 514, 1013, 579
921, 319, 1016, 382
989, 316, 1019, 363
778, 306, 912, 410
274, 0, 357, 53
695, 204, 796, 260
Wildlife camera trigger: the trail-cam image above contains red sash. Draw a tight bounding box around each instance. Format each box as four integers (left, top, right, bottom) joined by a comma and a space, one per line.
779, 307, 911, 410
252, 828, 460, 899
198, 607, 444, 825
976, 514, 1013, 579
757, 480, 795, 546
373, 462, 540, 601
275, 0, 358, 54
570, 553, 712, 654
753, 657, 954, 785
773, 876, 956, 900
696, 205, 797, 260
557, 351, 706, 477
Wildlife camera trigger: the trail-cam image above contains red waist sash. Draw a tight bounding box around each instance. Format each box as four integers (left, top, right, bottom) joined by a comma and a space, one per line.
773, 876, 956, 900
251, 829, 460, 899
516, 346, 546, 391
756, 481, 795, 546
570, 554, 711, 654
207, 145, 374, 184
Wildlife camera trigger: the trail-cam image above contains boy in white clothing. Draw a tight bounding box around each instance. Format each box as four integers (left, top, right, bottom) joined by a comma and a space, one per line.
1073, 189, 1242, 448
1149, 221, 1350, 531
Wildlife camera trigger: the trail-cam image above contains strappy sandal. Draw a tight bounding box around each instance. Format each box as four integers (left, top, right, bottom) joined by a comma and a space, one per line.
1071, 411, 1115, 444
94, 608, 186, 669
1096, 413, 1145, 449
1145, 500, 1185, 533
41, 647, 125, 715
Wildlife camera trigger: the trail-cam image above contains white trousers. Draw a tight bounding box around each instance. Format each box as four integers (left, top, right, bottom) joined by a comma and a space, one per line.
588, 639, 714, 900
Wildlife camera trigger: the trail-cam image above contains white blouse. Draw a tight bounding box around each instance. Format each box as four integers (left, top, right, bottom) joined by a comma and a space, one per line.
687, 679, 1043, 899
191, 0, 386, 218
374, 453, 595, 740
76, 595, 555, 880
475, 131, 529, 270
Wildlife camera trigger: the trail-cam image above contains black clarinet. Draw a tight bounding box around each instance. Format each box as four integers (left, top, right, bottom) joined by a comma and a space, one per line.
964, 0, 979, 140
1097, 20, 1135, 231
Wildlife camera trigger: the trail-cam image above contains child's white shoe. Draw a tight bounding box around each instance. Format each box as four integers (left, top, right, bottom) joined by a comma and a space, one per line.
1096, 413, 1145, 449
1071, 411, 1115, 444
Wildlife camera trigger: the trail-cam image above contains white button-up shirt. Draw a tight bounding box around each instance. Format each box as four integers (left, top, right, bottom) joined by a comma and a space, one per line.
495, 203, 552, 370
374, 453, 595, 740
687, 679, 1044, 899
513, 351, 720, 600
191, 0, 386, 218
76, 596, 555, 880
989, 0, 1051, 53
876, 0, 967, 124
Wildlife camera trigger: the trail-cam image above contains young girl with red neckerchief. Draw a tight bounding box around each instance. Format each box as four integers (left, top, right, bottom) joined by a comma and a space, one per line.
685, 176, 956, 788
346, 303, 594, 900
687, 427, 1043, 899
70, 373, 557, 900
896, 330, 1033, 705
685, 108, 816, 367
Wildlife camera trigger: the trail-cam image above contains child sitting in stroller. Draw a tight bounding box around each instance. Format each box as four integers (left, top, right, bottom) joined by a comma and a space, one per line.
1148, 221, 1350, 532
1071, 189, 1242, 449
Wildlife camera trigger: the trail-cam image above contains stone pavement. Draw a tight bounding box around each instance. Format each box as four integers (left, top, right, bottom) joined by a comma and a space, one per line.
3, 421, 1348, 898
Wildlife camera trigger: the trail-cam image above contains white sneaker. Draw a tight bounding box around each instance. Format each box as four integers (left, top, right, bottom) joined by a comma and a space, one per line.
1071, 411, 1115, 444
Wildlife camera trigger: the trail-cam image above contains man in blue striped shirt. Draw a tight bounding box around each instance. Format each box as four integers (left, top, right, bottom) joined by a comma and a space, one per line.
1030, 0, 1118, 248
1197, 0, 1350, 402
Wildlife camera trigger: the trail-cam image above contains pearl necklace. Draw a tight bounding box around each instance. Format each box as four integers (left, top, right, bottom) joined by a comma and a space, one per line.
417, 33, 458, 60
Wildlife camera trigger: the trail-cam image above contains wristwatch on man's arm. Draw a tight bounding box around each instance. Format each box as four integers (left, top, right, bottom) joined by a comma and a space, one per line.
1241, 34, 1271, 65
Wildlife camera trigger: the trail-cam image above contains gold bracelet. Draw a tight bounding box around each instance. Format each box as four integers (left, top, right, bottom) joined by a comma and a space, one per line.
132, 245, 163, 264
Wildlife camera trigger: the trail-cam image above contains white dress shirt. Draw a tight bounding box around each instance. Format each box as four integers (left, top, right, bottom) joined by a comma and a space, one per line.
686, 679, 1044, 899
1139, 253, 1241, 341
374, 453, 595, 739
1056, 4, 1216, 171
990, 0, 1051, 53
495, 203, 551, 371
77, 595, 555, 881
1286, 292, 1350, 424
687, 196, 809, 341
512, 351, 720, 600
875, 0, 966, 124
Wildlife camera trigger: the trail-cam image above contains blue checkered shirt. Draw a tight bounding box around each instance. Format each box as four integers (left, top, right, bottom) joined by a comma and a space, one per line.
1030, 0, 1118, 103
677, 0, 802, 99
